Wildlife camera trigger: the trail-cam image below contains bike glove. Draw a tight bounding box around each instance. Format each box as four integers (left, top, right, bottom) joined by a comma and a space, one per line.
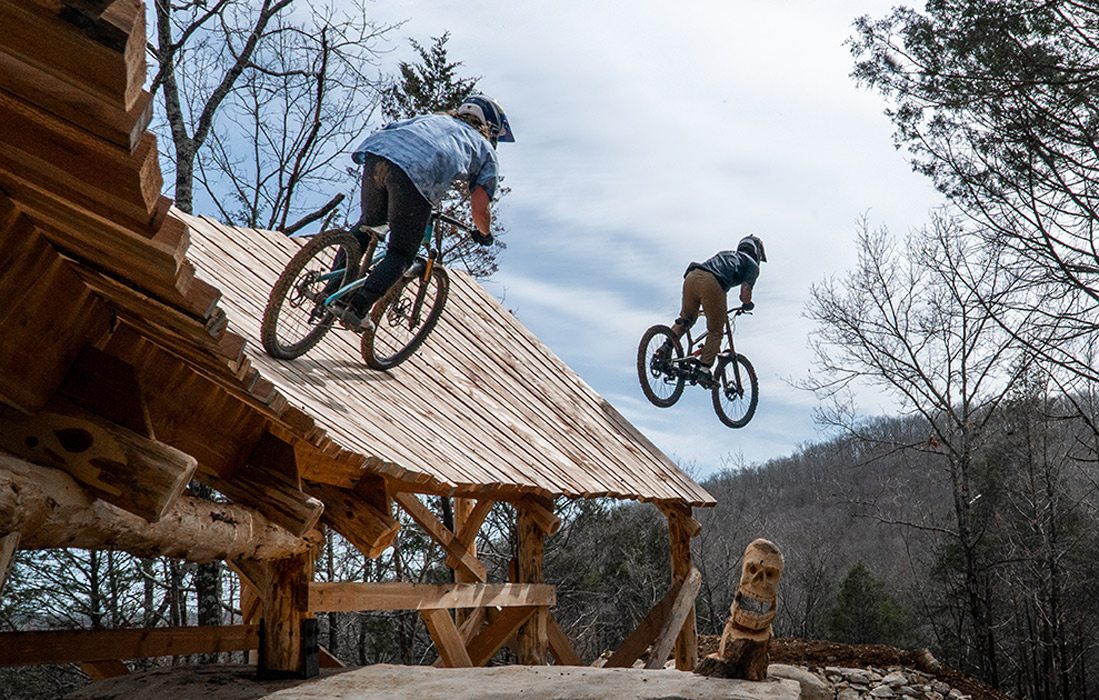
741, 301, 755, 312
471, 230, 494, 247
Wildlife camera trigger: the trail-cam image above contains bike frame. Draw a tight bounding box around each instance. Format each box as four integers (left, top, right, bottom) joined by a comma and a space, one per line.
316, 210, 472, 310
681, 309, 748, 388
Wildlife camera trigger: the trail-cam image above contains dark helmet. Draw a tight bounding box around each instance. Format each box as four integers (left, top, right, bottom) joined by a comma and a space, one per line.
457, 94, 515, 144
738, 234, 767, 263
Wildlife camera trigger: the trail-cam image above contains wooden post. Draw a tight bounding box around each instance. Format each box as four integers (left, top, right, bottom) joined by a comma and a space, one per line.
237, 552, 317, 678
665, 503, 700, 670
453, 497, 477, 627
513, 496, 549, 664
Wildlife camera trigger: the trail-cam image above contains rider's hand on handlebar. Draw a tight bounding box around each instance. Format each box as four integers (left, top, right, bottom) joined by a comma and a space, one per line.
471, 230, 494, 247
740, 301, 755, 312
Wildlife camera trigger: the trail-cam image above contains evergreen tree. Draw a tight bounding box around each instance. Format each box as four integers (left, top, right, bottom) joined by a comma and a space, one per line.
826, 562, 910, 646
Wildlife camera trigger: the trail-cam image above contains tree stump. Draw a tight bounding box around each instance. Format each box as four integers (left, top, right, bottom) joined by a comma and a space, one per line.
694, 638, 770, 681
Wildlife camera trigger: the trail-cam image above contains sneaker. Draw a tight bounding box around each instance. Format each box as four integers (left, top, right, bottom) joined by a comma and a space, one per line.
336, 305, 375, 334
403, 258, 426, 279
654, 341, 673, 361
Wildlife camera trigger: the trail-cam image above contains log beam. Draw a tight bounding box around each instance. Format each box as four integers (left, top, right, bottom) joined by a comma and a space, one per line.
644, 567, 701, 670
421, 609, 472, 668
304, 479, 397, 559
666, 504, 700, 670
236, 553, 317, 678
0, 532, 18, 597
546, 614, 583, 666
308, 582, 555, 612
605, 566, 702, 669
466, 606, 537, 667
0, 405, 194, 522
514, 497, 549, 664
0, 453, 315, 561
394, 492, 485, 582
0, 625, 260, 666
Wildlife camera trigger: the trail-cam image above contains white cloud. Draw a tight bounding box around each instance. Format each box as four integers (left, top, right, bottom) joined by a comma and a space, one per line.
354, 0, 945, 476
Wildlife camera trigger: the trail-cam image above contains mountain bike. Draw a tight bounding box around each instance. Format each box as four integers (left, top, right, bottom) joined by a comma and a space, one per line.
260, 211, 473, 370
636, 307, 758, 428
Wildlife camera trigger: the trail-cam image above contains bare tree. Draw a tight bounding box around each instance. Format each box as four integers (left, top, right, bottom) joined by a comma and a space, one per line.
148, 0, 397, 225
803, 213, 1029, 683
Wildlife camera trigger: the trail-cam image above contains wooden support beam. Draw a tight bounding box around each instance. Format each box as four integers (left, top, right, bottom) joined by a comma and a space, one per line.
0, 454, 315, 562
0, 405, 195, 522
216, 432, 324, 538
666, 504, 700, 670
308, 582, 555, 613
421, 609, 472, 668
514, 498, 549, 664
445, 498, 492, 571
0, 625, 260, 666
318, 645, 344, 668
0, 532, 19, 597
546, 614, 583, 666
304, 479, 398, 559
58, 345, 154, 439
236, 553, 316, 678
465, 606, 537, 667
517, 495, 560, 535
80, 659, 129, 680
604, 567, 702, 669
394, 492, 486, 582
644, 567, 701, 670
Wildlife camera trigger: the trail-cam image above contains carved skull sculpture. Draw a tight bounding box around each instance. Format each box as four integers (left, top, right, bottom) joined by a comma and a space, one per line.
721, 538, 784, 649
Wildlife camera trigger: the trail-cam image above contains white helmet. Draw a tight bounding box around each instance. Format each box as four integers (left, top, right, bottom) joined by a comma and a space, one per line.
738, 235, 767, 263
457, 94, 515, 144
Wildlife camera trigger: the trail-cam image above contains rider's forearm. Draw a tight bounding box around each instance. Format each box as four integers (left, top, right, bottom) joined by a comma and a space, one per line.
740, 283, 753, 305
471, 186, 492, 234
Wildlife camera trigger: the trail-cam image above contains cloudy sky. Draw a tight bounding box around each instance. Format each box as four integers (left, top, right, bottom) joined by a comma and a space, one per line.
360, 1, 945, 478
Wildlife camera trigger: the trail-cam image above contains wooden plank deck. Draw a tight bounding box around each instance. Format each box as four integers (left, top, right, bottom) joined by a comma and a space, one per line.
183, 215, 714, 507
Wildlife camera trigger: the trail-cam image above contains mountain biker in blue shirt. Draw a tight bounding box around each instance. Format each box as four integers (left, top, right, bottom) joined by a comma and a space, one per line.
660, 235, 767, 382
337, 94, 515, 332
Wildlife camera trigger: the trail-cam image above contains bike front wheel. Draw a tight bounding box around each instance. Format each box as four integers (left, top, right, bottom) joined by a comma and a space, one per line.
637, 325, 685, 408
712, 353, 758, 428
261, 229, 361, 360
361, 265, 450, 370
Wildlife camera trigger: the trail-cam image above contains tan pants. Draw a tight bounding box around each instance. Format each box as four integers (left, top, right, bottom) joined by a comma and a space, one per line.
671, 268, 727, 365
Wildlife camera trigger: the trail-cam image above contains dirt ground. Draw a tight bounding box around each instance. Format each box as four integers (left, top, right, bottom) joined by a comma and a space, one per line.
697, 636, 1013, 700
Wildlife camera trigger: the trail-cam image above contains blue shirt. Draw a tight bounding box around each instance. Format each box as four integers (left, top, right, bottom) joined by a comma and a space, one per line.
352, 115, 499, 206
687, 250, 759, 292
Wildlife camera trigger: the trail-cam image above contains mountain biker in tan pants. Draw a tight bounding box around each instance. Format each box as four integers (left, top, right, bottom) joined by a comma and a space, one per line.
660, 235, 766, 382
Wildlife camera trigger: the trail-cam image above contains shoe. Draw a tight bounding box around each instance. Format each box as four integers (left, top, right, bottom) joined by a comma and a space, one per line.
336, 305, 374, 334
403, 257, 426, 279
654, 341, 673, 361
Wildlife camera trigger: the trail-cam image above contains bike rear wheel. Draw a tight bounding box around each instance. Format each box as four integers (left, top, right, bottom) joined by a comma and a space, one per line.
637, 325, 685, 407
261, 229, 360, 360
712, 353, 758, 428
361, 265, 450, 370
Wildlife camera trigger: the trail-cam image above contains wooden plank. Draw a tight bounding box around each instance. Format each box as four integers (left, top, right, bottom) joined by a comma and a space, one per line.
0, 532, 19, 598
80, 659, 129, 680
394, 492, 486, 582
318, 645, 344, 668
420, 609, 472, 668
465, 606, 537, 667
604, 574, 687, 669
644, 567, 701, 670
307, 582, 555, 613
0, 406, 196, 522
0, 625, 260, 666
446, 498, 492, 571
0, 2, 143, 108
546, 614, 583, 666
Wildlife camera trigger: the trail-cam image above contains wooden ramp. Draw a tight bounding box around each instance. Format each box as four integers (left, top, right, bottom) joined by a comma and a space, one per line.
183, 214, 714, 507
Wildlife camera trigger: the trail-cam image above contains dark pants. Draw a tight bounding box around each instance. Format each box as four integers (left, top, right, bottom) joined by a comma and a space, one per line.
348, 154, 432, 315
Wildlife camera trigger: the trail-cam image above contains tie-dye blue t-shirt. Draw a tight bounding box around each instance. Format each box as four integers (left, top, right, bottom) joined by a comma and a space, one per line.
352, 115, 499, 206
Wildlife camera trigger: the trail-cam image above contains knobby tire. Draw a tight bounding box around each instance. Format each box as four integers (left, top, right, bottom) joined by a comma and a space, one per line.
637, 325, 685, 407
361, 265, 450, 370
712, 353, 758, 428
261, 229, 361, 360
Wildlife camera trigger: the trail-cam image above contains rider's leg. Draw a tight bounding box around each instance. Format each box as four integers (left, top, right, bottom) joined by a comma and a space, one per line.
696, 270, 728, 366
346, 159, 432, 317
